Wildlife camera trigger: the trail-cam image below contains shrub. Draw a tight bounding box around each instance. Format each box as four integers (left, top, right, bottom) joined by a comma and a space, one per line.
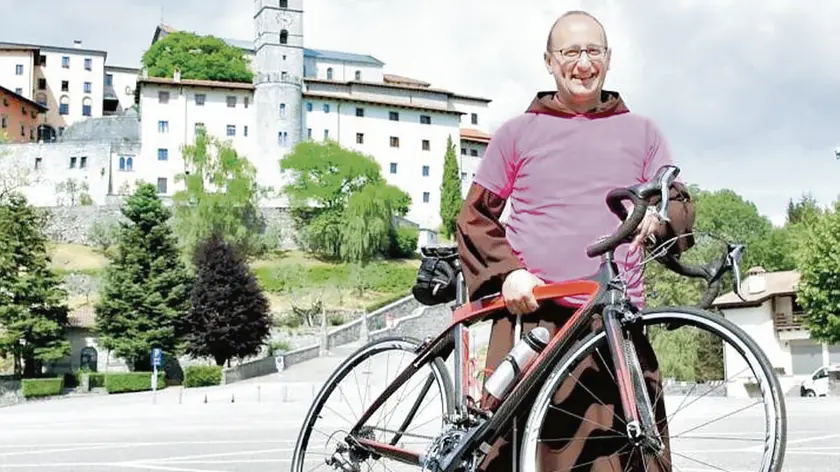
21, 378, 64, 398
388, 226, 419, 258
183, 365, 223, 388
105, 372, 166, 394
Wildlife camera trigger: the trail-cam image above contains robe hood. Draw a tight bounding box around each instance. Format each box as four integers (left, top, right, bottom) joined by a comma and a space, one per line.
525, 90, 629, 119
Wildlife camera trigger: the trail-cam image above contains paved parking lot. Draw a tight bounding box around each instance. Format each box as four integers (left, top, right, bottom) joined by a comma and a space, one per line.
1, 378, 838, 471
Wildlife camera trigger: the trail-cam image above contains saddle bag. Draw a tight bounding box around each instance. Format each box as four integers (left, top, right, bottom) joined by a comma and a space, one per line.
412, 255, 458, 306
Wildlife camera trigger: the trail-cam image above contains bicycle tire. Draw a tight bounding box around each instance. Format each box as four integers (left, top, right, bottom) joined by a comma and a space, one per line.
290, 336, 456, 472
518, 305, 787, 472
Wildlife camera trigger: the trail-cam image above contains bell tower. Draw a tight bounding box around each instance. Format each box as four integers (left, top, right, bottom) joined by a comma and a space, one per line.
253, 0, 304, 191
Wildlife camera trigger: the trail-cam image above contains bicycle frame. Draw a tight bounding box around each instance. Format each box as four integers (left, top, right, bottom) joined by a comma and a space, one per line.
346, 249, 645, 472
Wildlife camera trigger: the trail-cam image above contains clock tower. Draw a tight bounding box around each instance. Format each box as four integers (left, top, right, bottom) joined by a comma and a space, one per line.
253, 0, 304, 196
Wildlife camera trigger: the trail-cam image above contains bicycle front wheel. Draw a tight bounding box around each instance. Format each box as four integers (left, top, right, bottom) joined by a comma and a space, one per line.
519, 305, 787, 472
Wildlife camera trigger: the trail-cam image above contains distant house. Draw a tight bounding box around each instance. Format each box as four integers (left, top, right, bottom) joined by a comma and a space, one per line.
713, 267, 840, 395
45, 304, 128, 376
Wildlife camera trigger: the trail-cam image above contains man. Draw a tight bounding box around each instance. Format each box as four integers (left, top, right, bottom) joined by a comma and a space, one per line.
455, 10, 695, 472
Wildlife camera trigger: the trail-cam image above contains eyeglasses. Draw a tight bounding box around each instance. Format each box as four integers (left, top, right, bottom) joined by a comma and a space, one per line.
550, 45, 607, 60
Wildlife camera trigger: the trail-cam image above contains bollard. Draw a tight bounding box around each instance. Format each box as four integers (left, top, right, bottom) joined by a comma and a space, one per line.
231, 393, 235, 403
257, 385, 261, 403
204, 393, 208, 404
179, 388, 183, 405
282, 384, 287, 403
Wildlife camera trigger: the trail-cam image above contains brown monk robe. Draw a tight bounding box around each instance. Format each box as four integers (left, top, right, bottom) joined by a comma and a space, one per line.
456, 181, 695, 471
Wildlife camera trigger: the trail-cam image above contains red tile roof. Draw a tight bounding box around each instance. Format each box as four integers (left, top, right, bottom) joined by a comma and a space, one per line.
137, 76, 255, 91
460, 128, 491, 144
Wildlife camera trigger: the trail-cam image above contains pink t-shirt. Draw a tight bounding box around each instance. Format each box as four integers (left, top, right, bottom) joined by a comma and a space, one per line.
473, 107, 675, 307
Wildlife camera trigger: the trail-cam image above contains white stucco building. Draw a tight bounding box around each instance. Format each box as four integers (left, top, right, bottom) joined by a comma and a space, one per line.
713, 267, 840, 397
0, 0, 492, 234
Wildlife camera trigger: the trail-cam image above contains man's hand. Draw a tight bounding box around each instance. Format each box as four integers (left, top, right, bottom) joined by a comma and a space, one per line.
631, 209, 663, 251
502, 269, 545, 315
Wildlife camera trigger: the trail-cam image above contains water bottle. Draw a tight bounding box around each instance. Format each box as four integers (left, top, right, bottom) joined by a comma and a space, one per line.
483, 326, 550, 409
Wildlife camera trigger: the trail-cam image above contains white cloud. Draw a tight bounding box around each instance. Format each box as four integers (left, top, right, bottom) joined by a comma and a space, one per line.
6, 0, 839, 225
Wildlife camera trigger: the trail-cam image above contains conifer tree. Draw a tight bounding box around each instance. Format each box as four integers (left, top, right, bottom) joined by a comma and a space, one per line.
439, 135, 463, 240
184, 231, 271, 366
94, 184, 193, 371
0, 194, 70, 377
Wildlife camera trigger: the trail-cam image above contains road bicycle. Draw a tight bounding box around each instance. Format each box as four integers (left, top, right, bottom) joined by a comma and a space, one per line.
290, 165, 787, 472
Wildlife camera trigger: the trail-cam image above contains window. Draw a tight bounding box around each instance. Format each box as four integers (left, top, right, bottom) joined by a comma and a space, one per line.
15, 64, 23, 75
281, 71, 288, 81
82, 97, 92, 116
195, 122, 205, 135
158, 148, 168, 161
158, 121, 169, 133
38, 55, 46, 66
20, 124, 24, 136
227, 96, 236, 107
390, 136, 399, 148
157, 178, 168, 194
356, 133, 364, 144
421, 139, 430, 151
307, 128, 312, 139
324, 129, 329, 140
38, 78, 46, 90
279, 0, 288, 7
278, 131, 288, 146
62, 56, 69, 68
59, 96, 69, 115
355, 70, 361, 81
423, 192, 430, 203
390, 163, 397, 174
158, 91, 169, 103
69, 157, 77, 168
323, 103, 330, 113
195, 94, 206, 106
119, 156, 134, 171
461, 147, 467, 155
470, 149, 478, 157
420, 115, 431, 125
279, 103, 286, 118
280, 30, 288, 44
306, 102, 312, 112
244, 97, 249, 108
15, 88, 22, 96
461, 172, 467, 179
84, 58, 92, 71
61, 80, 69, 92
244, 125, 248, 137
105, 74, 113, 86
355, 107, 364, 117
226, 125, 236, 136
422, 165, 429, 176
471, 113, 478, 125
79, 156, 87, 168
34, 157, 42, 170
389, 111, 399, 121
326, 67, 333, 80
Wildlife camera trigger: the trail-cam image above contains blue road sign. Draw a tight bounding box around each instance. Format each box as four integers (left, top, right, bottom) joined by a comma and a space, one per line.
152, 348, 163, 368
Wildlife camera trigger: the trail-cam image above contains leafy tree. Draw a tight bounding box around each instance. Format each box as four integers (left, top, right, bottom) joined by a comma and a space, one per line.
795, 202, 840, 343
55, 178, 93, 206
142, 31, 253, 83
183, 231, 272, 366
172, 132, 271, 260
0, 194, 70, 377
787, 193, 824, 225
280, 141, 411, 262
439, 135, 463, 240
94, 184, 193, 371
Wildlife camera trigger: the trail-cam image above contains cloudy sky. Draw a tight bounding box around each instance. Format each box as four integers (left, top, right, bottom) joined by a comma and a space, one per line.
5, 0, 838, 225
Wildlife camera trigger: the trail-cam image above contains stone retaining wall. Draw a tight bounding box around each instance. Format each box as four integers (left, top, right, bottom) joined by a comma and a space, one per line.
0, 380, 23, 407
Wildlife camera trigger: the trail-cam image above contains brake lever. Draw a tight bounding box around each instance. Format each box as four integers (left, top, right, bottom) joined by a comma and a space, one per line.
655, 166, 679, 224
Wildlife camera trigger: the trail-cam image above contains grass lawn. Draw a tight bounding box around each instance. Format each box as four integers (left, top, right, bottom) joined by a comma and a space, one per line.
48, 243, 421, 315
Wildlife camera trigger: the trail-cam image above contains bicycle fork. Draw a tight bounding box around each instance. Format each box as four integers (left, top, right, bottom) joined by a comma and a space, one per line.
601, 302, 664, 453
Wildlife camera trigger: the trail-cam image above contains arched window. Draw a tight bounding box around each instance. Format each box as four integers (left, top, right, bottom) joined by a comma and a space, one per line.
355, 70, 361, 81
82, 97, 92, 117
280, 29, 288, 45
326, 67, 333, 80
35, 92, 47, 107
59, 95, 69, 115
80, 346, 98, 372
119, 156, 125, 170
126, 157, 133, 171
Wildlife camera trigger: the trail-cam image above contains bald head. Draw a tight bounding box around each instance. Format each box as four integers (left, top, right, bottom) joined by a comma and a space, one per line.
546, 10, 608, 51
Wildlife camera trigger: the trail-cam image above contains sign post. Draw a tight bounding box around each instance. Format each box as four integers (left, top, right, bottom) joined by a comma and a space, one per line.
151, 347, 162, 404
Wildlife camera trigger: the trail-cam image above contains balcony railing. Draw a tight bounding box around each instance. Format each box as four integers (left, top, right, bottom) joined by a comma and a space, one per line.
774, 311, 807, 331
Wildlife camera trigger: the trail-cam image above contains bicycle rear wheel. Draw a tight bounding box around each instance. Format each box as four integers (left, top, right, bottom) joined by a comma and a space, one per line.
519, 305, 786, 472
290, 336, 455, 472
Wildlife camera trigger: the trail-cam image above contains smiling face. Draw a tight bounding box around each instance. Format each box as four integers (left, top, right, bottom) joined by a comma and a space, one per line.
544, 13, 611, 108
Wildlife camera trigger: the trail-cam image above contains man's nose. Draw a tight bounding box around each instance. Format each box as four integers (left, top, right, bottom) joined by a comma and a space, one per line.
576, 52, 593, 68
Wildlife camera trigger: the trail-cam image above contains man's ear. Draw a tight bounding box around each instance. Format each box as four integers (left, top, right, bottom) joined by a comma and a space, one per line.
543, 51, 553, 74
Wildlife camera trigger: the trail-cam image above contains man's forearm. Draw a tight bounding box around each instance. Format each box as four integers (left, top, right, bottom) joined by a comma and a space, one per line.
455, 184, 524, 300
